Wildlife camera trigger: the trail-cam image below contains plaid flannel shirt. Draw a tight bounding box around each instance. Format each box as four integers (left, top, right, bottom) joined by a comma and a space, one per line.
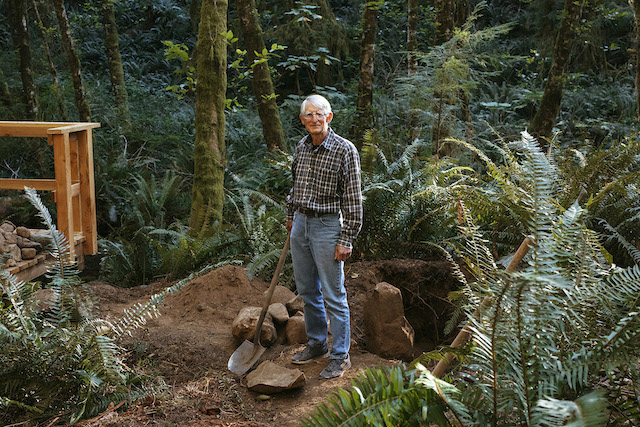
286, 128, 363, 249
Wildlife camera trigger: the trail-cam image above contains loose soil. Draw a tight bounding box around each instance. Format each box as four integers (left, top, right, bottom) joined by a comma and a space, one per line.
82, 258, 459, 426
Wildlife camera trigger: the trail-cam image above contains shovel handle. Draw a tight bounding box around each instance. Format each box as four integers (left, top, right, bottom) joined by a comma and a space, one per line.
252, 233, 291, 348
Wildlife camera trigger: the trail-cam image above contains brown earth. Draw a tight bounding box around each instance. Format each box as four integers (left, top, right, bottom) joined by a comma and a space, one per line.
82, 258, 458, 426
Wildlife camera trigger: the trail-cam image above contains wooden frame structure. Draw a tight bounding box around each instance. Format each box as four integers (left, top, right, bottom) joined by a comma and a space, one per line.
0, 121, 100, 280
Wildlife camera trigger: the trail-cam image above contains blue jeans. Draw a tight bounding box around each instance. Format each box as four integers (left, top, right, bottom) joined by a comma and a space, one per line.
291, 211, 350, 360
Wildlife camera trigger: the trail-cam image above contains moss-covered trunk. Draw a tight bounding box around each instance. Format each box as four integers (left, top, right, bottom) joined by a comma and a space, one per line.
632, 0, 640, 121
353, 0, 378, 149
7, 0, 38, 120
100, 0, 131, 132
190, 0, 228, 236
236, 0, 286, 152
530, 0, 585, 140
31, 0, 67, 120
407, 0, 419, 142
53, 0, 91, 122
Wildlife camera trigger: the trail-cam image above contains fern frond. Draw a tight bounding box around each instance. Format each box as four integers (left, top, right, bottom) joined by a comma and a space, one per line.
533, 391, 609, 426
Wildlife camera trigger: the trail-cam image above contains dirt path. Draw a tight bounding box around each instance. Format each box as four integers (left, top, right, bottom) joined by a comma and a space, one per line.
85, 260, 456, 426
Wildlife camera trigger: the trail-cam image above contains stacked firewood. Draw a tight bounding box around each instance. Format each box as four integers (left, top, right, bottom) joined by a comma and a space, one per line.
0, 221, 47, 267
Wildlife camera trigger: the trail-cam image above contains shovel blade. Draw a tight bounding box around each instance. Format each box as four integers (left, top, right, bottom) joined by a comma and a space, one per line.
228, 340, 266, 375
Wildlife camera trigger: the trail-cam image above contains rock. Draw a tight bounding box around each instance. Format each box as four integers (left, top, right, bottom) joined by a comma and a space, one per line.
2, 230, 17, 245
246, 361, 305, 393
15, 226, 30, 238
364, 282, 415, 361
285, 312, 307, 344
16, 236, 41, 249
6, 244, 21, 262
231, 306, 277, 346
286, 295, 305, 314
268, 303, 289, 324
5, 258, 16, 267
0, 221, 15, 232
268, 286, 296, 306
21, 247, 37, 260
28, 231, 52, 246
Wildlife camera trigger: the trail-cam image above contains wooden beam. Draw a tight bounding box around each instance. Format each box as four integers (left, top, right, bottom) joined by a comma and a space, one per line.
0, 121, 100, 138
0, 178, 58, 191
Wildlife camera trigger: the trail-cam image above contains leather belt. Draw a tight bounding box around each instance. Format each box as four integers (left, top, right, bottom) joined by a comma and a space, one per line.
299, 207, 324, 217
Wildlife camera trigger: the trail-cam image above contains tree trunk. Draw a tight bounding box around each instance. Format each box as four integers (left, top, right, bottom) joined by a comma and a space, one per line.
190, 0, 201, 32
632, 0, 640, 121
53, 0, 91, 121
407, 0, 419, 142
100, 0, 131, 132
190, 0, 227, 236
434, 0, 455, 45
31, 0, 67, 120
530, 0, 585, 140
7, 0, 38, 120
236, 0, 286, 152
353, 0, 378, 149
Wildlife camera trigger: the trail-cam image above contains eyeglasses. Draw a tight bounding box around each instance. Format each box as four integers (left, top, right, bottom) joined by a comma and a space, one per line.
302, 112, 327, 119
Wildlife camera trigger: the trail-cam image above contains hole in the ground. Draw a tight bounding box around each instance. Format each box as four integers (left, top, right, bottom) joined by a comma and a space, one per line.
359, 259, 461, 357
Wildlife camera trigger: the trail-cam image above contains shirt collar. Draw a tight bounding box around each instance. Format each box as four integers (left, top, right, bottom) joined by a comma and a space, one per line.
303, 128, 337, 151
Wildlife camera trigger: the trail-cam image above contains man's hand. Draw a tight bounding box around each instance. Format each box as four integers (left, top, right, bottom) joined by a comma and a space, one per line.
335, 244, 352, 262
286, 220, 292, 233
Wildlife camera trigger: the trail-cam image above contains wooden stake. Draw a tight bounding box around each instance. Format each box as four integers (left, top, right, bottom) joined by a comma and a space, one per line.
432, 236, 534, 378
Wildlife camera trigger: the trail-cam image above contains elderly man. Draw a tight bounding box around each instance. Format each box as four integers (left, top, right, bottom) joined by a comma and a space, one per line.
286, 94, 363, 379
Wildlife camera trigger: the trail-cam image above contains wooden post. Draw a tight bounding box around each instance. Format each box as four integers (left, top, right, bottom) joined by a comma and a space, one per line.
51, 132, 75, 254
76, 128, 97, 254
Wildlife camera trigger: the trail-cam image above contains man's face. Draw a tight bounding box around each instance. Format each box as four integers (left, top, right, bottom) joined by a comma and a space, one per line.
300, 103, 333, 138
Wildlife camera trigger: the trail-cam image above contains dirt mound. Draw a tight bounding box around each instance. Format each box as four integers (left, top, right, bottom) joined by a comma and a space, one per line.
87, 259, 459, 426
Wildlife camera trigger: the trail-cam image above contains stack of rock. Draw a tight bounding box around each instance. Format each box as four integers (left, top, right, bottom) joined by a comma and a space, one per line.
0, 221, 46, 268
231, 285, 307, 348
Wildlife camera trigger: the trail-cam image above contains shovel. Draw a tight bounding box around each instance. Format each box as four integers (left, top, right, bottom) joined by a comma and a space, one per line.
228, 233, 291, 375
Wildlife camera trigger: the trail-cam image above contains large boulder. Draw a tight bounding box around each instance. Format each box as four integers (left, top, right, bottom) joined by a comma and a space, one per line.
246, 361, 305, 393
231, 306, 277, 346
363, 282, 415, 361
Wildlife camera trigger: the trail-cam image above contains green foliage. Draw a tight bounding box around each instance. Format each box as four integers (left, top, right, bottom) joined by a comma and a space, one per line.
305, 132, 640, 425
0, 188, 232, 424
357, 135, 470, 259
303, 365, 448, 427
0, 189, 145, 424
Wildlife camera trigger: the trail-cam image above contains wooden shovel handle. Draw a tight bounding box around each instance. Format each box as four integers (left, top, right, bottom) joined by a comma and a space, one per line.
252, 233, 291, 347
431, 235, 534, 378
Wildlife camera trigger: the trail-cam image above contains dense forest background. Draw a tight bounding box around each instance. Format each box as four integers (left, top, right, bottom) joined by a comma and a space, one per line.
1, 0, 640, 424
0, 0, 638, 284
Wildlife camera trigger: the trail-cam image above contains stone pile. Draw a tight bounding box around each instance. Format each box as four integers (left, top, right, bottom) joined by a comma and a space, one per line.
231, 285, 308, 348
0, 221, 47, 268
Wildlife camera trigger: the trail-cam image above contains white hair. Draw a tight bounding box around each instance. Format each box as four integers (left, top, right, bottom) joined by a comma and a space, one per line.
300, 95, 332, 115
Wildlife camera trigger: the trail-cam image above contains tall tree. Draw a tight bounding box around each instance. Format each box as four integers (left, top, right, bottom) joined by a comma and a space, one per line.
407, 0, 419, 141
432, 0, 468, 157
434, 0, 454, 45
632, 0, 640, 121
353, 0, 379, 149
236, 0, 286, 152
190, 0, 228, 235
31, 0, 67, 120
7, 0, 38, 119
530, 0, 586, 140
53, 0, 91, 121
100, 0, 131, 132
